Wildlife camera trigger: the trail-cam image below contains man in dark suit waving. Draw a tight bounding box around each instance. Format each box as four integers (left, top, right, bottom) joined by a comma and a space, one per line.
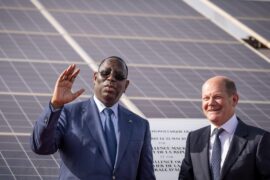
179, 76, 270, 180
31, 56, 156, 180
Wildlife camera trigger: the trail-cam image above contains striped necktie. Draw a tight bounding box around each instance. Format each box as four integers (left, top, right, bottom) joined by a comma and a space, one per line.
211, 128, 224, 180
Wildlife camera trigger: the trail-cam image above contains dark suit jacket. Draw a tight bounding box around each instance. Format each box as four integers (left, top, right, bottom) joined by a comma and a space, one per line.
179, 118, 270, 180
30, 98, 156, 180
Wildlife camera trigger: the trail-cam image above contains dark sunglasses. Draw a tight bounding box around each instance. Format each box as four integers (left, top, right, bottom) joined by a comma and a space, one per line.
99, 69, 127, 81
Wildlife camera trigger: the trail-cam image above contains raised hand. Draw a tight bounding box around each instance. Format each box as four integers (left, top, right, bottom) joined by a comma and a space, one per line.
51, 64, 85, 109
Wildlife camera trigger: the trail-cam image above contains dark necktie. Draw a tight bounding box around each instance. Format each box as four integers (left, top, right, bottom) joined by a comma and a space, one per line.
104, 108, 117, 166
211, 128, 224, 180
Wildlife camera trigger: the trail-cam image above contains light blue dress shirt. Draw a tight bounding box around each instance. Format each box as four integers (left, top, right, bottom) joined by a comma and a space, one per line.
93, 95, 120, 145
210, 114, 238, 168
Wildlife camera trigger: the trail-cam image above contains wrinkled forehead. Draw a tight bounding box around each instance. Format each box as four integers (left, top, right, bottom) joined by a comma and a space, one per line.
202, 80, 226, 95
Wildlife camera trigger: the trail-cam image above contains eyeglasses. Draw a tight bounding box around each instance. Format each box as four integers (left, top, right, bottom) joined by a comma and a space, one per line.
99, 69, 127, 81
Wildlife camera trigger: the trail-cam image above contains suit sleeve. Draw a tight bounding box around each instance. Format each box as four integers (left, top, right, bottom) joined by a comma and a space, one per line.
179, 132, 194, 180
136, 121, 156, 180
256, 131, 270, 179
30, 104, 64, 155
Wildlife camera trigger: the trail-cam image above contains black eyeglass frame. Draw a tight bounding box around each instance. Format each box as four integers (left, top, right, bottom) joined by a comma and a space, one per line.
98, 68, 127, 81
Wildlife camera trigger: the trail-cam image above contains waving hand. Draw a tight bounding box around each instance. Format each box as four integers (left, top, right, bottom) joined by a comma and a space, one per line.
51, 64, 85, 109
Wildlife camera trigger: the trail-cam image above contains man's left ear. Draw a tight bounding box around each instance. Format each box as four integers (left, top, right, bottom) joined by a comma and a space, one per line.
124, 80, 129, 91
232, 93, 239, 106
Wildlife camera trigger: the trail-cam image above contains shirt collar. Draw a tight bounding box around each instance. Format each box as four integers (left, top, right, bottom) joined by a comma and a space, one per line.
93, 95, 118, 117
211, 114, 238, 136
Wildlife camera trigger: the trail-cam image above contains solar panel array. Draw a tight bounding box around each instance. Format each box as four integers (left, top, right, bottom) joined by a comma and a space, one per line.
0, 0, 269, 179
210, 0, 270, 59
211, 0, 270, 41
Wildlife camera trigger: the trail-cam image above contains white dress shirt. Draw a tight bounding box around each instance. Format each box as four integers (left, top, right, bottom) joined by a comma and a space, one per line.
209, 114, 238, 169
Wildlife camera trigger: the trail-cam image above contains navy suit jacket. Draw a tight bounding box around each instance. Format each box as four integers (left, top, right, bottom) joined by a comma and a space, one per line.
31, 98, 156, 180
179, 118, 270, 180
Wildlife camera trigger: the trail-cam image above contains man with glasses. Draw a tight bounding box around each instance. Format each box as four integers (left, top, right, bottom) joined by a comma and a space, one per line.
30, 56, 156, 180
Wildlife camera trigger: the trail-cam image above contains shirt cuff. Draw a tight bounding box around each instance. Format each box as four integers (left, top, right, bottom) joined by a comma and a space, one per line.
49, 101, 63, 112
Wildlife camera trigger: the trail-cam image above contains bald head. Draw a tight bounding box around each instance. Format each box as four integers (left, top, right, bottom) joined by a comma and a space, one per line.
202, 76, 237, 97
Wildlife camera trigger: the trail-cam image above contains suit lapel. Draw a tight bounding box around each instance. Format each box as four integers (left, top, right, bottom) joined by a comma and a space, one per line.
220, 119, 248, 179
114, 106, 132, 170
198, 126, 212, 180
84, 98, 113, 168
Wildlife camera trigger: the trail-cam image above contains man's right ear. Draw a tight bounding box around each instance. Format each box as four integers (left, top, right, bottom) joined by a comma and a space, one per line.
93, 72, 98, 82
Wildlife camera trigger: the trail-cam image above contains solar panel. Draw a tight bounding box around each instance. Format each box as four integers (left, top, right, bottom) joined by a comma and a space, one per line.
210, 0, 270, 41
0, 0, 269, 179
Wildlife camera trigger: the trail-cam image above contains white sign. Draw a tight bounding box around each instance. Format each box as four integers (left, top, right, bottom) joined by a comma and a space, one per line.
149, 118, 209, 180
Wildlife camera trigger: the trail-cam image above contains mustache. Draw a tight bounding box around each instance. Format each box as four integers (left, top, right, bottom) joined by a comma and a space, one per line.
104, 83, 116, 88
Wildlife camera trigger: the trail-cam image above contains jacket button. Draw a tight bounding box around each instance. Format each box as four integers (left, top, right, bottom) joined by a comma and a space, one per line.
112, 175, 116, 179
44, 118, 48, 124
